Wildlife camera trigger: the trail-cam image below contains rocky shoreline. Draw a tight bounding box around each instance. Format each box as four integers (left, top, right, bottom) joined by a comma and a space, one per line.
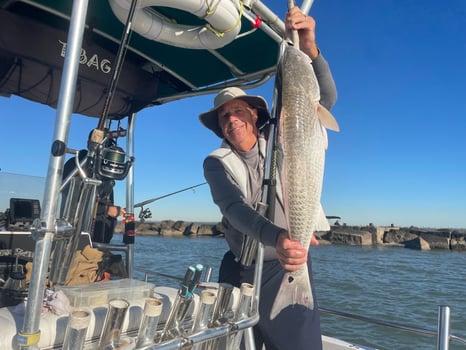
116, 221, 466, 251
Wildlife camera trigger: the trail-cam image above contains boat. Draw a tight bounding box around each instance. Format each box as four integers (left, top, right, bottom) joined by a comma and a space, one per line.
0, 1, 464, 349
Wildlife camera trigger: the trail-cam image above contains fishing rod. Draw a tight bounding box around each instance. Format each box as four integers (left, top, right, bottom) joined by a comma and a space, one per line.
78, 0, 138, 182
81, 0, 139, 241
134, 182, 207, 208
134, 182, 207, 222
97, 0, 139, 129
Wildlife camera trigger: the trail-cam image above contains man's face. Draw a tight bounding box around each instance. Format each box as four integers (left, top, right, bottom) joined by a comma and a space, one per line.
217, 99, 258, 152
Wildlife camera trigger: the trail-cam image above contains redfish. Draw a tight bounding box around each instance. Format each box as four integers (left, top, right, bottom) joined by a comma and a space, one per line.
270, 42, 339, 320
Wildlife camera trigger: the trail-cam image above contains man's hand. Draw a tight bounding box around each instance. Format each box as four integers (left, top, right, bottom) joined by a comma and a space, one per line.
276, 230, 308, 272
108, 205, 125, 218
285, 6, 319, 60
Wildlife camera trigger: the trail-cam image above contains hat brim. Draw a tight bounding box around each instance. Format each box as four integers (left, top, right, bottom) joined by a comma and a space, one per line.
199, 96, 271, 138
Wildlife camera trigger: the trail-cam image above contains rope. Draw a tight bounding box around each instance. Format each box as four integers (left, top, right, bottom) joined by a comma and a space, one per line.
204, 0, 243, 38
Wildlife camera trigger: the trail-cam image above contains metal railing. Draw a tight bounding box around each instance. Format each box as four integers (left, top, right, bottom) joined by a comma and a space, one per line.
319, 305, 466, 350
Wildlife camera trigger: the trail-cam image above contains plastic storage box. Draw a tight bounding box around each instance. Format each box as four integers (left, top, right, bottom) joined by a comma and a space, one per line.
57, 278, 154, 307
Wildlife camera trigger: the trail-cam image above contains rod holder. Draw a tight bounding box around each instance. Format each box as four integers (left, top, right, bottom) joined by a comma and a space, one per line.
229, 283, 254, 350
192, 290, 216, 350
62, 309, 91, 350
98, 298, 130, 350
210, 283, 234, 327
203, 266, 213, 283
136, 298, 163, 348
204, 283, 234, 350
160, 294, 193, 342
239, 202, 267, 266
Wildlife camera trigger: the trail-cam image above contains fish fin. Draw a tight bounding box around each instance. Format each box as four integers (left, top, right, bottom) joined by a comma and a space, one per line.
315, 204, 331, 232
317, 104, 340, 132
270, 265, 314, 320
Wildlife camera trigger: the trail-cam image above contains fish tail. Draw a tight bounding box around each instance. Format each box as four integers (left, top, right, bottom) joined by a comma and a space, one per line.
270, 265, 314, 320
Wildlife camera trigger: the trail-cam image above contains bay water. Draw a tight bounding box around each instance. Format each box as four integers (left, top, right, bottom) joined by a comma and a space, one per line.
124, 234, 466, 350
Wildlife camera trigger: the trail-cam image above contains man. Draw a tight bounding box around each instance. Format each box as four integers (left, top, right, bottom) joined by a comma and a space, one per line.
199, 6, 337, 350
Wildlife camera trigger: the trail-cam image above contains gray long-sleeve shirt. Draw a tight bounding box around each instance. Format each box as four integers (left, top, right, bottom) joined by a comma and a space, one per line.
203, 53, 337, 261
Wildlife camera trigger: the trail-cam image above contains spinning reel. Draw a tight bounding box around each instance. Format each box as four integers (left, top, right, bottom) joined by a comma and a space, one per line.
138, 207, 152, 223
91, 129, 134, 181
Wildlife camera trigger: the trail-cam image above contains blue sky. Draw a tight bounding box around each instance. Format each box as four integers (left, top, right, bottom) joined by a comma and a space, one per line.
1, 0, 465, 228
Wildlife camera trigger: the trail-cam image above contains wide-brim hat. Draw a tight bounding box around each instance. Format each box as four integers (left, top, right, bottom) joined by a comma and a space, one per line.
199, 87, 271, 138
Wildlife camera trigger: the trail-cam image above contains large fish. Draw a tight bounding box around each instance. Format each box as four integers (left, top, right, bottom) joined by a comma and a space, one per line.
270, 41, 339, 320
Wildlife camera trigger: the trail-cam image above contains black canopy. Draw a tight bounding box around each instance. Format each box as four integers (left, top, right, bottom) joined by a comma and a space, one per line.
0, 0, 281, 119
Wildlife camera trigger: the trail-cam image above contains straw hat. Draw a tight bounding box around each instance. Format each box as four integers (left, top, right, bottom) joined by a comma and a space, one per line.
199, 87, 271, 138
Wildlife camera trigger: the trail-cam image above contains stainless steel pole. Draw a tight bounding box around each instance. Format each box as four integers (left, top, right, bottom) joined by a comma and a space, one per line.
300, 0, 315, 15
15, 0, 90, 349
125, 112, 137, 278
437, 305, 451, 350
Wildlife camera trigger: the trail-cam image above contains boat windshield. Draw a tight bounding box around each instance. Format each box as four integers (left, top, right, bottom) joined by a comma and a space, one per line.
0, 172, 45, 213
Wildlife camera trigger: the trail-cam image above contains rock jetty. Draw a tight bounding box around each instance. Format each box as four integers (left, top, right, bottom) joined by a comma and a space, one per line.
116, 220, 225, 238
116, 221, 466, 251
316, 224, 466, 251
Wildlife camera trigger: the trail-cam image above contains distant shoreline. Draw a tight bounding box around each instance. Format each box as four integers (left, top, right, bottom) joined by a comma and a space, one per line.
115, 220, 466, 251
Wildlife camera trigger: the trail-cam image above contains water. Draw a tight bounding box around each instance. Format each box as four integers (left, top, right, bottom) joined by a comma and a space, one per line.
125, 235, 466, 350
311, 245, 466, 350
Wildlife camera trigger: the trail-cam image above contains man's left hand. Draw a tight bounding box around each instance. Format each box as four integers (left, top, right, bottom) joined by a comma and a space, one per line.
276, 230, 308, 272
285, 6, 319, 60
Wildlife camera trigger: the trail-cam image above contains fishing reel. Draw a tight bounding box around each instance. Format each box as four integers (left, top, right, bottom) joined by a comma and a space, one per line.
88, 129, 134, 181
138, 207, 152, 223
95, 145, 134, 180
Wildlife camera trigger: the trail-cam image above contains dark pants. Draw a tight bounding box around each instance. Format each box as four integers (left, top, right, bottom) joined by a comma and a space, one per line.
92, 216, 115, 243
219, 250, 322, 350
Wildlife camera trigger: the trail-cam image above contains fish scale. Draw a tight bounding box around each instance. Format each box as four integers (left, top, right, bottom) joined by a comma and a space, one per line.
270, 42, 338, 320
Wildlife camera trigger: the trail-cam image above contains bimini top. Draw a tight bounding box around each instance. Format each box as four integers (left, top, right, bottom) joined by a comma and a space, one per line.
0, 0, 284, 119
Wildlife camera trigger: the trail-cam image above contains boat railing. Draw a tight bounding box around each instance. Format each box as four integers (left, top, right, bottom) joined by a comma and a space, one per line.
319, 305, 466, 349
54, 294, 258, 350
134, 313, 260, 350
